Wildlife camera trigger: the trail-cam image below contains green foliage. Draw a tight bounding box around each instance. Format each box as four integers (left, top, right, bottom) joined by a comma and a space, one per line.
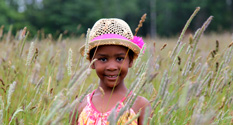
1, 0, 232, 37
0, 0, 33, 35
23, 0, 140, 37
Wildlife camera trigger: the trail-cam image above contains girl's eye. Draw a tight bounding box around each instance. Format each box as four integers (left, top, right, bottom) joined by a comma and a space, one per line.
99, 58, 107, 62
116, 57, 124, 62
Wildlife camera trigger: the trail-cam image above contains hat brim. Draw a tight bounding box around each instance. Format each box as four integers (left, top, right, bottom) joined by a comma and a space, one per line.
79, 38, 141, 60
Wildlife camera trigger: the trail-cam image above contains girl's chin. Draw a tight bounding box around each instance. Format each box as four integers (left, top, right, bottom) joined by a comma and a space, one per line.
104, 81, 120, 88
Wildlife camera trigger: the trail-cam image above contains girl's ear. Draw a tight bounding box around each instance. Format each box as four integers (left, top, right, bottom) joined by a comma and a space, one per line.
90, 61, 95, 69
91, 64, 95, 69
129, 59, 133, 68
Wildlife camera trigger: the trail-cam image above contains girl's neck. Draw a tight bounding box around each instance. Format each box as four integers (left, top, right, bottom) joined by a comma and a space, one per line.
97, 81, 128, 94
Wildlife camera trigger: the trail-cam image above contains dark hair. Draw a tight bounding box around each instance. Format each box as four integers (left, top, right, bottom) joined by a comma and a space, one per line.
89, 46, 134, 61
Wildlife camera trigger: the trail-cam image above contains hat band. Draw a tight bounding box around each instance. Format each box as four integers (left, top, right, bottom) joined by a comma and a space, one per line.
91, 34, 130, 42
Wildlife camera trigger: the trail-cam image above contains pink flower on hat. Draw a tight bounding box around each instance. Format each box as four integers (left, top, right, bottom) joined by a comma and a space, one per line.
131, 36, 144, 49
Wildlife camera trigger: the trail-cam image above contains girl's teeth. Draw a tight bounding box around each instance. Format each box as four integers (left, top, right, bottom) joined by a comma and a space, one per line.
108, 75, 117, 77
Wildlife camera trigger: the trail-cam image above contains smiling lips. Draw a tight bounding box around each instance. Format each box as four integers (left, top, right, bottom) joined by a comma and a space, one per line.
105, 74, 119, 80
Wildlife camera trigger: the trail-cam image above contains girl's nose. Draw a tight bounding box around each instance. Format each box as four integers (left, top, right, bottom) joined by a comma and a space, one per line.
106, 61, 118, 71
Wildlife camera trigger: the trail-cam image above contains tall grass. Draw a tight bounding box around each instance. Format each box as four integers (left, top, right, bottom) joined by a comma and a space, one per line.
0, 7, 233, 124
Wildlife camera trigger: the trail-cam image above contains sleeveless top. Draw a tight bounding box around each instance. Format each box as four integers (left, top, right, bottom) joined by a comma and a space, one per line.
78, 90, 137, 125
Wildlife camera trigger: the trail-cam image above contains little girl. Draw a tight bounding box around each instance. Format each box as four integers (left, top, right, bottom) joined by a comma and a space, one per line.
70, 18, 151, 125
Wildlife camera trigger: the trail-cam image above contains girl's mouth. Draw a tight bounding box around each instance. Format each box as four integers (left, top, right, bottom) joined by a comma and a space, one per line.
107, 75, 118, 78
105, 75, 119, 80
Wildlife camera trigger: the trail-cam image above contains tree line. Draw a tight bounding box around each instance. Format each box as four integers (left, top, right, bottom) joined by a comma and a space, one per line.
0, 0, 232, 38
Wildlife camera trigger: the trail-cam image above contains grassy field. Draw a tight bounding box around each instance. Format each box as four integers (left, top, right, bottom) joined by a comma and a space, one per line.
1, 10, 233, 125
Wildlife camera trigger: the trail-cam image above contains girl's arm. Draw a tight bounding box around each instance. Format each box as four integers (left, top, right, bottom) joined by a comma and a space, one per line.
69, 104, 78, 125
135, 96, 152, 125
69, 97, 87, 125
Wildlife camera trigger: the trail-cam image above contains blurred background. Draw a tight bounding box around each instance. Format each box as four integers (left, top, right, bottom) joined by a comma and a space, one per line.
0, 0, 232, 38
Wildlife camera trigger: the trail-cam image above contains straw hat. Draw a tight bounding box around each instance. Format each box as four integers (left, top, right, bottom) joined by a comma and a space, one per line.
79, 18, 144, 59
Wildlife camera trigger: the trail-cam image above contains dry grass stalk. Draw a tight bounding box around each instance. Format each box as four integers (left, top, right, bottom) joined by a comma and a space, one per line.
193, 16, 213, 43
50, 88, 53, 94
6, 25, 12, 43
178, 56, 181, 65
9, 107, 23, 124
151, 100, 161, 115
1, 87, 6, 93
6, 81, 17, 110
19, 31, 30, 57
0, 96, 4, 109
228, 41, 233, 48
211, 50, 216, 58
147, 72, 159, 83
189, 34, 193, 45
0, 78, 4, 86
47, 76, 52, 95
179, 7, 200, 42
0, 109, 3, 123
134, 13, 147, 36
216, 40, 219, 52
0, 7, 232, 124
160, 43, 167, 50
57, 33, 63, 42
125, 112, 140, 125
84, 28, 90, 60
67, 63, 88, 88
143, 106, 150, 125
218, 97, 226, 110
201, 16, 213, 34
99, 87, 105, 98
170, 7, 200, 58
32, 48, 39, 63
21, 27, 27, 38
133, 44, 146, 70
0, 25, 4, 38
26, 42, 35, 66
67, 48, 73, 76
215, 62, 219, 72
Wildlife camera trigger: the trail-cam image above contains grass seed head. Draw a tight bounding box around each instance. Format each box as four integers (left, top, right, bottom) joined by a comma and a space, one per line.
201, 16, 213, 34
50, 88, 53, 94
228, 41, 233, 48
21, 27, 27, 38
26, 42, 35, 66
178, 56, 181, 65
189, 34, 193, 44
6, 81, 17, 110
215, 62, 219, 72
0, 78, 4, 86
135, 13, 147, 36
211, 50, 216, 58
160, 43, 167, 51
67, 48, 73, 76
84, 28, 90, 60
215, 40, 219, 52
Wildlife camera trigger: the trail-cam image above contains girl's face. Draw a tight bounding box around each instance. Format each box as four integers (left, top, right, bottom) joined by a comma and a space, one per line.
91, 45, 133, 88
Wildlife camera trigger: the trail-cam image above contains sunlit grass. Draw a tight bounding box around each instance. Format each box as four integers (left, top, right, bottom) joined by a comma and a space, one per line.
0, 7, 233, 124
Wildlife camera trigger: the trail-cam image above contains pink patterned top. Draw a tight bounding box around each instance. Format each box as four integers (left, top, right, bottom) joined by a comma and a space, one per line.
78, 90, 137, 125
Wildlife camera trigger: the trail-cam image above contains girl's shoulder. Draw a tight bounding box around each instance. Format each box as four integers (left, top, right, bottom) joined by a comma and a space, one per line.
132, 95, 151, 113
132, 96, 151, 124
78, 95, 88, 112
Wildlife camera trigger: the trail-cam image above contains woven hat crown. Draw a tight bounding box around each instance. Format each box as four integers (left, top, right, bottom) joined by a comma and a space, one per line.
80, 18, 144, 60
89, 18, 133, 41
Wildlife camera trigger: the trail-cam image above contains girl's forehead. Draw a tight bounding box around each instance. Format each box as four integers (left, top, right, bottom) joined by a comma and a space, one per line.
96, 45, 129, 53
